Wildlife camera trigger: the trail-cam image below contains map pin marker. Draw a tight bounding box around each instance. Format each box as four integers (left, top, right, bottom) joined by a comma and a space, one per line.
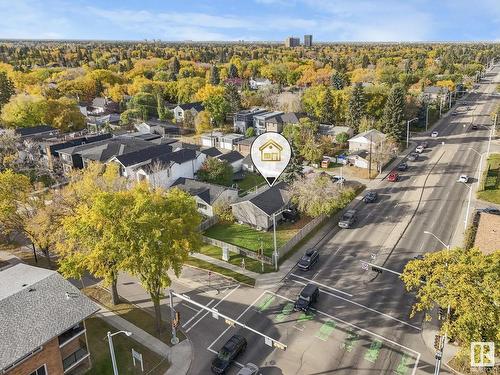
250, 133, 292, 187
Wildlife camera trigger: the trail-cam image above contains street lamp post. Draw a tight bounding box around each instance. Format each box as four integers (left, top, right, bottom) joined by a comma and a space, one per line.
423, 231, 450, 375
406, 117, 419, 148
107, 330, 132, 375
425, 105, 430, 132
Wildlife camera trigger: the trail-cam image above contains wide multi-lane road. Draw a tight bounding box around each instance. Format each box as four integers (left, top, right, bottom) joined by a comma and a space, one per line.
178, 66, 499, 375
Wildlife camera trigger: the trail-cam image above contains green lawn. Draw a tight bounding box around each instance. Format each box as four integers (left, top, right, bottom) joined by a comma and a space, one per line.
477, 153, 500, 204
199, 244, 275, 274
235, 172, 265, 193
83, 286, 184, 344
204, 219, 309, 257
85, 317, 169, 375
186, 256, 256, 286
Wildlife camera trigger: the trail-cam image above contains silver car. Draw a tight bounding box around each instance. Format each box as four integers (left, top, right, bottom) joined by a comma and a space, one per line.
237, 363, 259, 375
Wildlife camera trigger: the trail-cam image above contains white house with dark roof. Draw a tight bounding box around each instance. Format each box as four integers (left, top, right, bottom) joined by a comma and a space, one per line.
171, 177, 238, 217
231, 182, 291, 230
0, 263, 98, 375
422, 86, 450, 102
217, 151, 244, 172
173, 102, 204, 122
348, 129, 386, 152
249, 77, 272, 90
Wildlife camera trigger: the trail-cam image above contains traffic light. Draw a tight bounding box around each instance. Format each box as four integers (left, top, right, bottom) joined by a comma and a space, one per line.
434, 335, 442, 350
438, 307, 446, 321
371, 266, 382, 274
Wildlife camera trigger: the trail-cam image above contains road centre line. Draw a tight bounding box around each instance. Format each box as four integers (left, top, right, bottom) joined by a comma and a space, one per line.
185, 284, 240, 332
207, 291, 268, 352
267, 290, 421, 375
290, 279, 421, 331
290, 273, 353, 297
182, 299, 215, 328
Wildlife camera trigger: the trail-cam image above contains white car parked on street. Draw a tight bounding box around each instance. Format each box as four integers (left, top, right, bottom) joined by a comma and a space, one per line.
415, 145, 424, 153
431, 131, 439, 137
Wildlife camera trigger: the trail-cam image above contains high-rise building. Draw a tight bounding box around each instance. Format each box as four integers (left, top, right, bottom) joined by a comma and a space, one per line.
304, 34, 313, 47
285, 37, 300, 48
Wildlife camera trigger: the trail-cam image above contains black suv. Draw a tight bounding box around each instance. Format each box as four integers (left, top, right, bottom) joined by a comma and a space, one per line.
397, 162, 408, 171
294, 283, 319, 312
211, 335, 247, 374
297, 249, 319, 271
363, 191, 378, 203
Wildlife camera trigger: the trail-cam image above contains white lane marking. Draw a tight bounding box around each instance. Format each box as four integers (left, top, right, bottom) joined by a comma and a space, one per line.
290, 279, 421, 331
291, 273, 353, 297
181, 303, 200, 313
207, 347, 244, 368
207, 291, 268, 351
185, 284, 240, 332
268, 290, 421, 374
312, 247, 342, 281
182, 299, 215, 328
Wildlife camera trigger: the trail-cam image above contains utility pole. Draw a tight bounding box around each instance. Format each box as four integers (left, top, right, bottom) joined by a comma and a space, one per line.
260, 238, 264, 273
368, 132, 372, 178
425, 104, 430, 132
273, 213, 278, 271
169, 289, 179, 345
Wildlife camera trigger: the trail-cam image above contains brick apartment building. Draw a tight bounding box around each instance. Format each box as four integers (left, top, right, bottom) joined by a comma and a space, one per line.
0, 264, 99, 375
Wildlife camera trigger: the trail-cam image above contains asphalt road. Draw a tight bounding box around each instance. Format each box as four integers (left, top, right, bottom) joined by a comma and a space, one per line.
178, 66, 499, 375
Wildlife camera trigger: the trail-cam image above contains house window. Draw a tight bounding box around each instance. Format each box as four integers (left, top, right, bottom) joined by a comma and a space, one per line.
29, 365, 47, 375
197, 203, 207, 210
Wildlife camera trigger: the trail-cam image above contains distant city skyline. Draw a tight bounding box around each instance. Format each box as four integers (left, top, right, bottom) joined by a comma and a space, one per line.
0, 0, 499, 42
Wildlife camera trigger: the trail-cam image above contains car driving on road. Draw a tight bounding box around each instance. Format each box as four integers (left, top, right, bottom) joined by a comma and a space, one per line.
294, 283, 319, 312
211, 335, 247, 374
431, 131, 439, 137
397, 162, 408, 171
457, 175, 469, 183
415, 145, 424, 153
388, 171, 399, 181
363, 191, 378, 203
297, 249, 319, 271
408, 152, 419, 161
338, 209, 357, 228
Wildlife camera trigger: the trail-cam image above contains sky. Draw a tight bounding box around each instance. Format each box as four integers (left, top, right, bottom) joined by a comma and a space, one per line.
0, 0, 499, 42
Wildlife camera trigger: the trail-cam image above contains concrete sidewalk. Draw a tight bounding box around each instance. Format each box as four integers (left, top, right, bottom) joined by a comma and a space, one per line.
96, 302, 193, 375
190, 252, 261, 281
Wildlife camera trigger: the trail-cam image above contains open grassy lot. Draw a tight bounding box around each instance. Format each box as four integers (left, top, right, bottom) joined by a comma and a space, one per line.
477, 153, 500, 204
83, 286, 184, 344
198, 244, 275, 274
204, 217, 311, 257
85, 317, 169, 375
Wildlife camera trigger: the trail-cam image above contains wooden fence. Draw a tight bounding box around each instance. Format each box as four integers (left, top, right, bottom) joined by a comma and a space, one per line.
277, 215, 327, 260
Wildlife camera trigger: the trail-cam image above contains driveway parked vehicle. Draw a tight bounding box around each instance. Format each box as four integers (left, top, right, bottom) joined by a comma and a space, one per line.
294, 283, 319, 312
297, 249, 319, 271
211, 335, 247, 374
282, 208, 299, 223
363, 191, 378, 203
338, 209, 357, 228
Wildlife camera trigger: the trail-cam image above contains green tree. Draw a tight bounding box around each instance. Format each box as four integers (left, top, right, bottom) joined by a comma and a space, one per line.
348, 83, 366, 133
194, 110, 212, 134
171, 57, 180, 75
330, 71, 350, 90
281, 142, 303, 184
122, 185, 201, 334
319, 88, 335, 124
197, 158, 233, 186
291, 174, 356, 217
128, 92, 157, 120
401, 248, 500, 349
382, 83, 406, 141
204, 94, 230, 126
224, 83, 241, 113
228, 63, 238, 78
120, 108, 142, 125
245, 127, 255, 137
0, 71, 15, 110
156, 92, 168, 121
0, 129, 20, 170
335, 132, 350, 144
210, 65, 220, 85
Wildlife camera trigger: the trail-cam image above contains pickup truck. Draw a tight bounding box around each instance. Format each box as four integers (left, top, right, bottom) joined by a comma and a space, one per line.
338, 209, 357, 228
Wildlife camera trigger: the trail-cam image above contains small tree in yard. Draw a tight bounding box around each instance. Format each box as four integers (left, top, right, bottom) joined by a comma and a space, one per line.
335, 132, 350, 145
197, 158, 233, 186
213, 199, 235, 224
290, 174, 356, 217
245, 127, 255, 137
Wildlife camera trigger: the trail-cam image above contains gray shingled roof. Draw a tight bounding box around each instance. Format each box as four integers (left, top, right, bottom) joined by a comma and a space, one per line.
0, 264, 99, 371
217, 151, 244, 164
115, 144, 173, 167
234, 181, 290, 216
171, 177, 234, 204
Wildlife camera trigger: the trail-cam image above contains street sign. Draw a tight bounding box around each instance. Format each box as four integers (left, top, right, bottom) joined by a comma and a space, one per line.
212, 308, 219, 320
273, 341, 287, 351
222, 247, 229, 262
132, 349, 144, 372
361, 262, 369, 271
225, 319, 235, 327
264, 337, 273, 347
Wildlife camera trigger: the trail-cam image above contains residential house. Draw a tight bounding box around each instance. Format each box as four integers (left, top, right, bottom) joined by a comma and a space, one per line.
217, 151, 244, 172
234, 136, 256, 157
88, 97, 119, 115
15, 125, 58, 140
422, 86, 450, 103
134, 120, 182, 137
200, 147, 223, 159
200, 131, 224, 148
233, 108, 268, 133
172, 102, 204, 123
253, 111, 283, 135
249, 78, 272, 90
318, 125, 354, 138
0, 263, 99, 375
134, 149, 206, 188
171, 177, 238, 217
346, 150, 370, 169
241, 154, 255, 172
40, 133, 112, 170
265, 112, 307, 133
86, 113, 121, 132
348, 129, 386, 152
231, 182, 291, 230
56, 136, 154, 174
111, 143, 173, 180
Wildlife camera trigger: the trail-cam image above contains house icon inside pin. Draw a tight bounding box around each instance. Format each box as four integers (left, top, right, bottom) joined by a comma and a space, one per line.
259, 140, 283, 162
